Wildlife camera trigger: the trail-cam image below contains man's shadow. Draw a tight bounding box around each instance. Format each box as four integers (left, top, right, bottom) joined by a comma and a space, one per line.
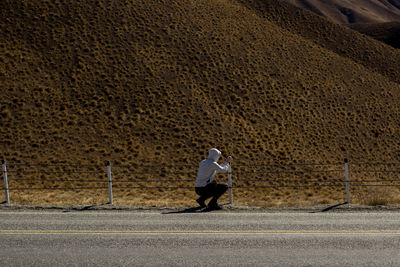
310, 202, 348, 213
162, 206, 205, 214
162, 203, 230, 214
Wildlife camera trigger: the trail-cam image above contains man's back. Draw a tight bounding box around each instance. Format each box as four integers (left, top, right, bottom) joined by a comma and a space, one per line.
195, 159, 219, 187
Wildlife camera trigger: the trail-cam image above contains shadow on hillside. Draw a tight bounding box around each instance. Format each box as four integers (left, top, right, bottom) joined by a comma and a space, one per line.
310, 202, 348, 213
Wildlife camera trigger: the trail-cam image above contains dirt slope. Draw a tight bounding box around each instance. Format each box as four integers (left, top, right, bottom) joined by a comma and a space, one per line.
1, 0, 399, 168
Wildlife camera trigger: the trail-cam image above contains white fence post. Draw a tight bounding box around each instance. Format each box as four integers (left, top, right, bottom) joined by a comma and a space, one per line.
107, 160, 113, 205
344, 158, 350, 204
2, 160, 10, 205
228, 163, 233, 205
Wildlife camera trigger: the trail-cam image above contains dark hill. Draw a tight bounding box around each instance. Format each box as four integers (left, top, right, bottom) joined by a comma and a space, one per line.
351, 22, 400, 49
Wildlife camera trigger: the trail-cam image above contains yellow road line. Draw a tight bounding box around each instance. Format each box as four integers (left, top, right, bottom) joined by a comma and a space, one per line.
1, 230, 400, 236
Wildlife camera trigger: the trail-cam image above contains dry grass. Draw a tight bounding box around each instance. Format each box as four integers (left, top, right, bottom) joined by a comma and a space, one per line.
1, 0, 400, 206
4, 186, 400, 207
353, 187, 400, 206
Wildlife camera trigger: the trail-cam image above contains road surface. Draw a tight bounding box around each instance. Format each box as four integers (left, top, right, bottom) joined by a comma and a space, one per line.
1, 209, 400, 266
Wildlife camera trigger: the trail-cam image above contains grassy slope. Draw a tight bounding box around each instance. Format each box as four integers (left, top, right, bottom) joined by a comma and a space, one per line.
0, 0, 400, 206
1, 0, 400, 165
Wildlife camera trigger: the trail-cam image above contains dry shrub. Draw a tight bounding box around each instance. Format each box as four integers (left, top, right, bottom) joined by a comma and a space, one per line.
7, 189, 109, 206
354, 187, 400, 206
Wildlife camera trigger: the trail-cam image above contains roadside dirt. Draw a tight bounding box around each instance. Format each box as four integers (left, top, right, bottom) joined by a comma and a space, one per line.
1, 203, 400, 213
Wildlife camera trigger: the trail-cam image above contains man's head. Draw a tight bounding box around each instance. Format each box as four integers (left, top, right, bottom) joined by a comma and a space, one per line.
208, 148, 221, 161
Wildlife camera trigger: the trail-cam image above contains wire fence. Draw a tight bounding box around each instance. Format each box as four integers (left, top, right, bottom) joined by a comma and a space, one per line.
1, 159, 400, 205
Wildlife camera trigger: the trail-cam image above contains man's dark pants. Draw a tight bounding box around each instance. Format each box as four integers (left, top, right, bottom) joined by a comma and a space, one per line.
195, 182, 228, 207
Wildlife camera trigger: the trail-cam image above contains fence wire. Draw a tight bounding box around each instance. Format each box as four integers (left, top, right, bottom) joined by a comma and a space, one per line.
1, 161, 400, 192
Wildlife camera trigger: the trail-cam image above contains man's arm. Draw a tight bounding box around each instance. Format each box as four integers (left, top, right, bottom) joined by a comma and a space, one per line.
212, 156, 232, 173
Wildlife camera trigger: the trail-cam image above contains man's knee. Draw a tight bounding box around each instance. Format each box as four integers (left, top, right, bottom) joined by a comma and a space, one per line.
217, 183, 228, 193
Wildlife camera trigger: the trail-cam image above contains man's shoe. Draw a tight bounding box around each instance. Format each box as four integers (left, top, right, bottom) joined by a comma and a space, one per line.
207, 204, 222, 210
196, 198, 206, 208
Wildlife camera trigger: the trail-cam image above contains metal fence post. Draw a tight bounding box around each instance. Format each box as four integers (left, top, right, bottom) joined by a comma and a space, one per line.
107, 160, 113, 205
228, 163, 233, 205
344, 158, 350, 204
2, 160, 10, 205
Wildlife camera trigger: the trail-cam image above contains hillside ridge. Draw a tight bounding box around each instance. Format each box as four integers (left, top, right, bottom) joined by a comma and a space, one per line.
284, 0, 400, 24
280, 0, 400, 48
236, 0, 400, 84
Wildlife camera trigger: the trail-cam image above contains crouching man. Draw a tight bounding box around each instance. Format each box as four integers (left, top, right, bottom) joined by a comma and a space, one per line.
194, 148, 232, 210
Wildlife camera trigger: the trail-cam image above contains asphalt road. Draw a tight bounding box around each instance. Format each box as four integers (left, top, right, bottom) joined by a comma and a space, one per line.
1, 209, 400, 266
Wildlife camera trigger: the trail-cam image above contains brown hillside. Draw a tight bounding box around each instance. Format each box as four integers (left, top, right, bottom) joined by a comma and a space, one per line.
1, 0, 400, 206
